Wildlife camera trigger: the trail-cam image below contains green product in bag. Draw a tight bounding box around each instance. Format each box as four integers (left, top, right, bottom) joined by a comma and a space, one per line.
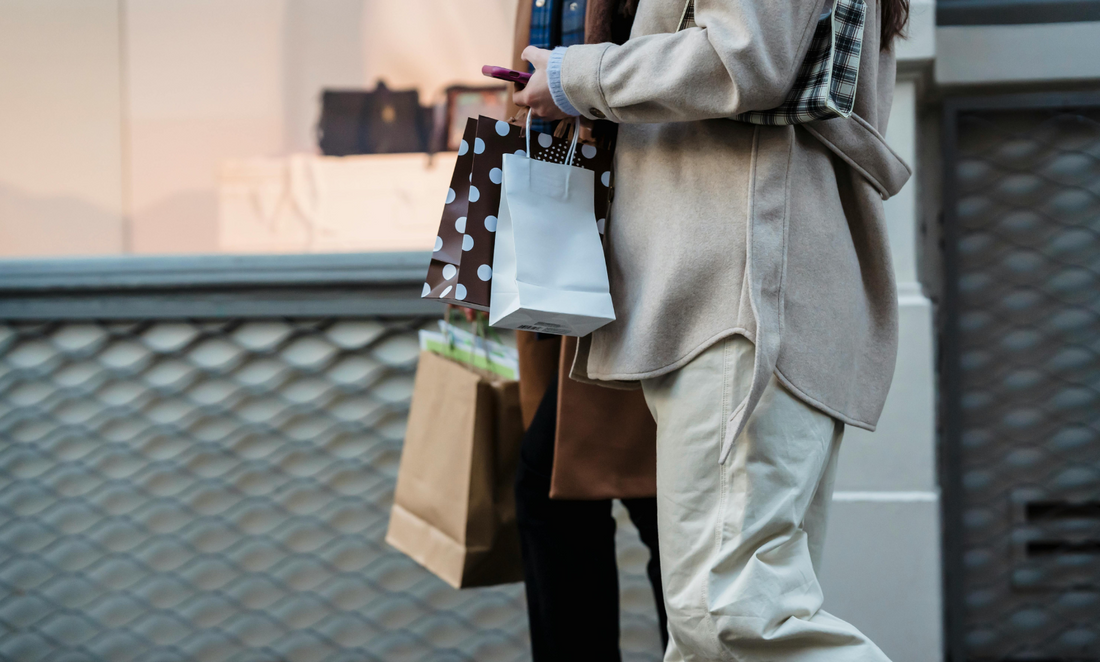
418, 315, 519, 380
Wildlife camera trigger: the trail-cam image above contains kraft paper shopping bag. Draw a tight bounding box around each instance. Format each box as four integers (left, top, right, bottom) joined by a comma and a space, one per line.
386, 351, 524, 588
488, 116, 616, 337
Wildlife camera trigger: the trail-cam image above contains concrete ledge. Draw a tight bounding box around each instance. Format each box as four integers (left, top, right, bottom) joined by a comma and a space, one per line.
838, 291, 937, 492
0, 251, 443, 319
937, 0, 1100, 26
897, 0, 936, 64
936, 21, 1100, 84
820, 497, 944, 662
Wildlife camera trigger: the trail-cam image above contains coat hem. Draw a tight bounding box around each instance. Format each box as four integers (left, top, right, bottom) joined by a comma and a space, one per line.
773, 367, 878, 432
582, 326, 756, 383
578, 327, 880, 433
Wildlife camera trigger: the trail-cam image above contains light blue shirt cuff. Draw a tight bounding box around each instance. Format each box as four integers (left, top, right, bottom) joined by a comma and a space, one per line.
547, 47, 581, 117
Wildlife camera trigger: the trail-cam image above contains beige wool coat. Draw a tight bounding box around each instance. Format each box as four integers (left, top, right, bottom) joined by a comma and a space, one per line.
559, 0, 912, 458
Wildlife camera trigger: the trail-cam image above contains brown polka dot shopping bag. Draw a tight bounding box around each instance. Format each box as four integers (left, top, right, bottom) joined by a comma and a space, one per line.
422, 115, 614, 312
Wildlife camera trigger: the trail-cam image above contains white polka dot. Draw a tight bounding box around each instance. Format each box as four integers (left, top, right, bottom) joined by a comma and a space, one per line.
495, 120, 511, 136
474, 138, 485, 154
469, 186, 480, 203
421, 282, 431, 297
582, 144, 597, 159
442, 264, 457, 280
477, 264, 493, 281
455, 216, 467, 233
434, 236, 443, 252
440, 285, 453, 298
458, 140, 469, 156
462, 235, 474, 251
538, 133, 553, 148
597, 218, 606, 233
469, 173, 473, 182
601, 171, 611, 187
484, 215, 498, 232
455, 284, 467, 301
445, 188, 456, 204
515, 150, 526, 158
489, 168, 502, 185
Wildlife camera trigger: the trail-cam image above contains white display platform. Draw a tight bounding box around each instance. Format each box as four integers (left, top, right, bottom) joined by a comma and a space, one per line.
219, 152, 456, 254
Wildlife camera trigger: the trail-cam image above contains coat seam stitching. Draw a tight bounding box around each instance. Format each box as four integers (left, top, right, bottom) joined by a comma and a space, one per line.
594, 43, 615, 122
777, 129, 794, 338
707, 336, 736, 662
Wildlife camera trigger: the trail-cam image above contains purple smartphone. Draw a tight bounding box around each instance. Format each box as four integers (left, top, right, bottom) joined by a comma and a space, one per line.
482, 65, 532, 85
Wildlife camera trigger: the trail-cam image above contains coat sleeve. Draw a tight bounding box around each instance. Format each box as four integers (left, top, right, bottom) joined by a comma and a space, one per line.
559, 0, 826, 124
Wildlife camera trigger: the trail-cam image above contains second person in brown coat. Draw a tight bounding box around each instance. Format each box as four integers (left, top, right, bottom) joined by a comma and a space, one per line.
506, 0, 668, 659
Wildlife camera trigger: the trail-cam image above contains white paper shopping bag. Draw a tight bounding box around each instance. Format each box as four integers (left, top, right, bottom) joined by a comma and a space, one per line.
488, 117, 616, 337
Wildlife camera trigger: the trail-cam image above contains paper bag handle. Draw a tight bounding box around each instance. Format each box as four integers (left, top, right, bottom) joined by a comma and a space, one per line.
525, 114, 581, 166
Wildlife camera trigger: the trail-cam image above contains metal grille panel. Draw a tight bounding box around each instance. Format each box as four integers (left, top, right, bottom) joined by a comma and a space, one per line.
0, 319, 663, 661
947, 102, 1100, 660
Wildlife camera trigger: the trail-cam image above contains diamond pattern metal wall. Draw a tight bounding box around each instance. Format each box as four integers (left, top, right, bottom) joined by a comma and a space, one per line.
948, 104, 1100, 660
0, 318, 663, 661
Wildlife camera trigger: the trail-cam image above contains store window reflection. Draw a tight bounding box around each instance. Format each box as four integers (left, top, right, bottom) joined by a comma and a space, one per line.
0, 0, 516, 259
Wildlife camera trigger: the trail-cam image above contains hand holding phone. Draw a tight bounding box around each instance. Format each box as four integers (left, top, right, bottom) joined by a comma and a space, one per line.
482, 65, 532, 86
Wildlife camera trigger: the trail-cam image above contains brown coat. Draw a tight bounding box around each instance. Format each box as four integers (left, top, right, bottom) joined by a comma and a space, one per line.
511, 0, 657, 501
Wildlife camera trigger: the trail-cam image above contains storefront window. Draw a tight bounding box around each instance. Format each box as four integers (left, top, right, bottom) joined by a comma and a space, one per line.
0, 0, 517, 259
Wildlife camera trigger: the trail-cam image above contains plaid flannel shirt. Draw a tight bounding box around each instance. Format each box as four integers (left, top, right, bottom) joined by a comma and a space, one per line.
529, 0, 587, 134
678, 0, 866, 125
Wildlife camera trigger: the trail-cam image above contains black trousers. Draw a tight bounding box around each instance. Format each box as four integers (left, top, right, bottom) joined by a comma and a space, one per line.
515, 376, 669, 661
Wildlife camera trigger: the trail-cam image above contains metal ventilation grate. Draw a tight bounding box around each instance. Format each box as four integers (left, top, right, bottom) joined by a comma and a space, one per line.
945, 99, 1100, 661
0, 318, 663, 661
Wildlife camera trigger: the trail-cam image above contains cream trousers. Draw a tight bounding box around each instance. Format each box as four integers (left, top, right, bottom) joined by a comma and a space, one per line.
641, 335, 892, 662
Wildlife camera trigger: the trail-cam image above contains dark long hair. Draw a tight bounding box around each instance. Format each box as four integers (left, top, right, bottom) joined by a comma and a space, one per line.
881, 0, 910, 49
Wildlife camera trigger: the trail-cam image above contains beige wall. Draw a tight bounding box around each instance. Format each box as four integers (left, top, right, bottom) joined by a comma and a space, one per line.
0, 0, 125, 257
0, 0, 516, 258
361, 0, 517, 103
126, 0, 288, 254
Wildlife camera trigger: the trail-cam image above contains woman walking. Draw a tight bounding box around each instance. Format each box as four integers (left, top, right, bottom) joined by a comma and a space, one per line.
513, 0, 912, 659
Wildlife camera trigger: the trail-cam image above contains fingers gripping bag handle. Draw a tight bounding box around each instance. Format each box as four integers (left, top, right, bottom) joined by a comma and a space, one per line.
524, 114, 581, 196
524, 114, 581, 165
564, 118, 580, 166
